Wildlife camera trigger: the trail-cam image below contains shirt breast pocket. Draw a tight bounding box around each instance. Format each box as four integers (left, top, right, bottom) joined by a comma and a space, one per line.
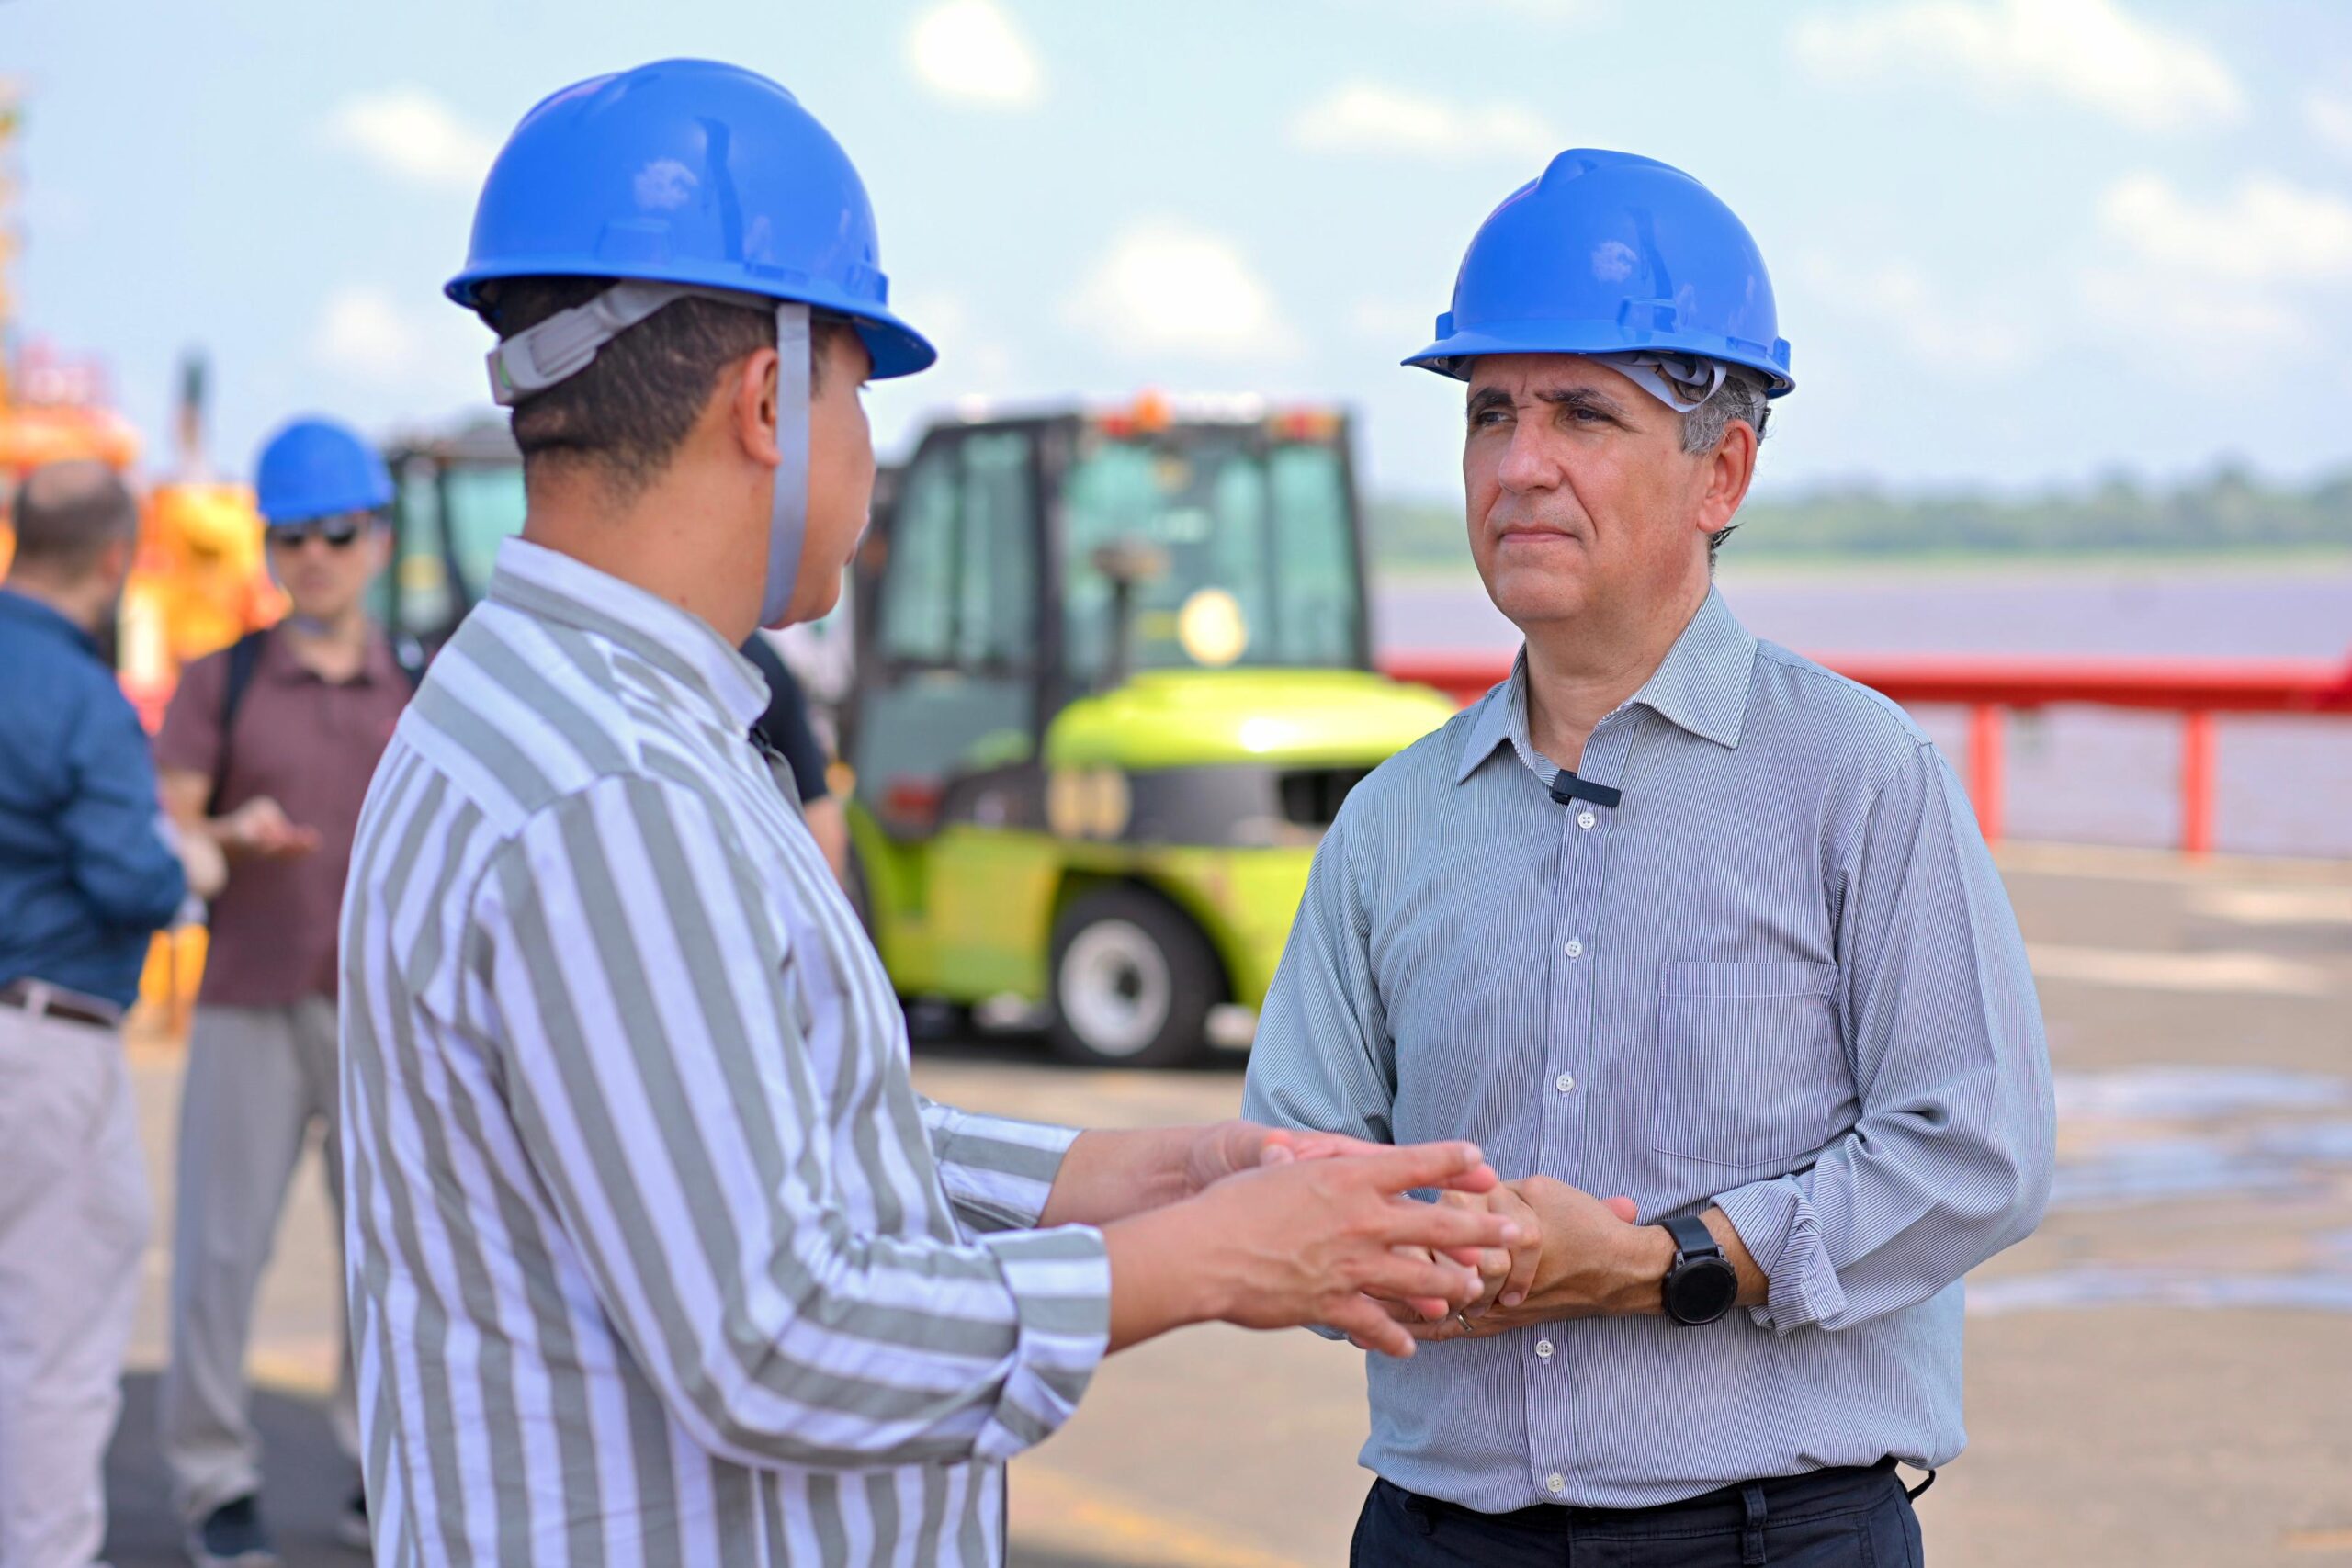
1653, 959, 1848, 1168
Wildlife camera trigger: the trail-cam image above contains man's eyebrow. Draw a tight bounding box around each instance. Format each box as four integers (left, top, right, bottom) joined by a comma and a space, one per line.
1532, 385, 1629, 419
1465, 386, 1514, 417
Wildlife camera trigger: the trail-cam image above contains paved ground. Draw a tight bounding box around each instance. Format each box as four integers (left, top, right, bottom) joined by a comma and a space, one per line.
104, 843, 2352, 1565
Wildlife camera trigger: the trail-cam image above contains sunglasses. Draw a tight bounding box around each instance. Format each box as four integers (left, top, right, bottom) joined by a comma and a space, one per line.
266, 516, 368, 550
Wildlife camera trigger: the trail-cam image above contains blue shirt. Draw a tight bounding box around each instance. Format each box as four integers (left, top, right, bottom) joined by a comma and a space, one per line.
1242, 587, 2055, 1513
0, 588, 187, 1008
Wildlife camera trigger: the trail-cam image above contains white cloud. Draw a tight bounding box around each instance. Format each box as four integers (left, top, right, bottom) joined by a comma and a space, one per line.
325, 86, 500, 192
2098, 172, 2352, 283
2305, 91, 2352, 163
906, 0, 1042, 109
1796, 254, 2032, 373
891, 288, 1014, 384
314, 287, 424, 381
1791, 0, 2242, 131
310, 284, 486, 398
1349, 296, 1433, 346
1066, 221, 1299, 361
1290, 82, 1561, 163
2075, 265, 2301, 349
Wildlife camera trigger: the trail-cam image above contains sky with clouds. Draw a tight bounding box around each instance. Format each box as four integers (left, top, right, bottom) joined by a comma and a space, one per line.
5, 0, 2350, 502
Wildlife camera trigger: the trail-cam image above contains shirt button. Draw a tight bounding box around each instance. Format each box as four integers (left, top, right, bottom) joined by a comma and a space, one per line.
1535, 1338, 1555, 1359
1564, 938, 1585, 959
1546, 1473, 1566, 1495
1577, 810, 1597, 830
1554, 1072, 1576, 1094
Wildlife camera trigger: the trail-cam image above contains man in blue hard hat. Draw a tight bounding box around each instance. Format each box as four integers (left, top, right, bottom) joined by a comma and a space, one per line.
338, 58, 1521, 1566
153, 417, 417, 1566
1244, 151, 2056, 1563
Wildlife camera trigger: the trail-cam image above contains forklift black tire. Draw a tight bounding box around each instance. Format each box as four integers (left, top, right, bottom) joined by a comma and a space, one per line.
1047, 888, 1219, 1069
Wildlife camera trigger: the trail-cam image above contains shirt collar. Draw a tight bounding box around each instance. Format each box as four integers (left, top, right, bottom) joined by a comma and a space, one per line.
1453, 587, 1758, 784
483, 538, 768, 729
254, 624, 403, 686
0, 587, 100, 659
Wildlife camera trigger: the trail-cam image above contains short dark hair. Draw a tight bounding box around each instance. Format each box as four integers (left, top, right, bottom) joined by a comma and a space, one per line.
9, 459, 140, 576
475, 277, 855, 498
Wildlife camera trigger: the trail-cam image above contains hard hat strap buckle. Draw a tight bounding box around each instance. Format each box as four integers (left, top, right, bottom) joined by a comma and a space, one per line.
484, 280, 775, 407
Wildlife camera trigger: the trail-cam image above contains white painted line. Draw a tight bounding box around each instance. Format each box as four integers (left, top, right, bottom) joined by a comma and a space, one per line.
2029, 944, 2335, 997
2190, 887, 2352, 926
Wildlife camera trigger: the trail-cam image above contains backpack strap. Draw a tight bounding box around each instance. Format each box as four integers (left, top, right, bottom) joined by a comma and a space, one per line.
205, 629, 271, 820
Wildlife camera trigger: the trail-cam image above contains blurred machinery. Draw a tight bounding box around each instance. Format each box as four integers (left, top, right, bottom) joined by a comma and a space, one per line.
0, 88, 277, 1031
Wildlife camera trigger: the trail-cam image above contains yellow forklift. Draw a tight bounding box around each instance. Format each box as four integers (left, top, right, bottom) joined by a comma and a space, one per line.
382, 397, 1453, 1066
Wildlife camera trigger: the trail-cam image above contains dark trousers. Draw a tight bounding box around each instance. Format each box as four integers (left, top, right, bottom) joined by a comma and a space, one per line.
1351, 1461, 1924, 1567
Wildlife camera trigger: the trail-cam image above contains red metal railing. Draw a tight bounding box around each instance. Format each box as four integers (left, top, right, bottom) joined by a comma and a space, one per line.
1378, 650, 2352, 857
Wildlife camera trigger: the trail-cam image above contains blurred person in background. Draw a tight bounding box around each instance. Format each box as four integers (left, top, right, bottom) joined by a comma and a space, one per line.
0, 459, 222, 1568
339, 59, 1522, 1566
152, 417, 417, 1567
1245, 152, 2056, 1565
741, 629, 849, 884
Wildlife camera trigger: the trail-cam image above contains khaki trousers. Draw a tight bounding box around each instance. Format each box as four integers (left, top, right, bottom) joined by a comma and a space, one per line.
156, 998, 358, 1521
0, 1005, 150, 1568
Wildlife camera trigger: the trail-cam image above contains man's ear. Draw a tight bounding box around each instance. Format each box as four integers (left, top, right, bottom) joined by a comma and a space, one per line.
1694, 420, 1758, 537
729, 347, 785, 472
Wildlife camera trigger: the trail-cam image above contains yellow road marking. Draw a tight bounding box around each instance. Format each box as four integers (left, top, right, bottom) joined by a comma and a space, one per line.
1012, 1463, 1312, 1568
2286, 1528, 2352, 1551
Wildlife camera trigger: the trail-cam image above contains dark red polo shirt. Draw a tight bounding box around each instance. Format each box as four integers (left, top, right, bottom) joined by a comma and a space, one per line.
156, 627, 410, 1006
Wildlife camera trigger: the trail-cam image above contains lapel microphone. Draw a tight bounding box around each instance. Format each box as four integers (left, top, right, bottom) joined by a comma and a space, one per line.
1549, 771, 1623, 809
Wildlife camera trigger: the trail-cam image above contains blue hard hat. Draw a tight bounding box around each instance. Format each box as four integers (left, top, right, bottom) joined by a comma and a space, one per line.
448, 58, 934, 380
254, 417, 394, 526
1408, 150, 1792, 395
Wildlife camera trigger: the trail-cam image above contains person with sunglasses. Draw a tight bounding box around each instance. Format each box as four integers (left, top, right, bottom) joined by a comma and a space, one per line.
152, 416, 417, 1567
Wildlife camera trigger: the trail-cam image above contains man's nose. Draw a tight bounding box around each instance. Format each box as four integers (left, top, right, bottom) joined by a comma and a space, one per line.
1495, 423, 1560, 494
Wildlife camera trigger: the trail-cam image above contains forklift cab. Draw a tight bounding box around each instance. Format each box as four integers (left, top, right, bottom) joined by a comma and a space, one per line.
844, 399, 1453, 1066
848, 402, 1372, 838
376, 419, 526, 650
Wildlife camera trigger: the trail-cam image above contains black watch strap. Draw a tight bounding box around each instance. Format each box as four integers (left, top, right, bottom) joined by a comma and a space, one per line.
1660, 1213, 1738, 1326
1663, 1213, 1720, 1262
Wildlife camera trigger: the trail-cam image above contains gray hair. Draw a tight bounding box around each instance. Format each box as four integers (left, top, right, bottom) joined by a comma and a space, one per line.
1680, 366, 1771, 563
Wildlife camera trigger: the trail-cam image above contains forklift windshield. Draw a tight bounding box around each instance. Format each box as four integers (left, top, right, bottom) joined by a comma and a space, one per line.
1058, 430, 1363, 682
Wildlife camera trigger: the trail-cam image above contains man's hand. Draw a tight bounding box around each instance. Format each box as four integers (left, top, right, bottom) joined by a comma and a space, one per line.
1180, 1120, 1395, 1196
212, 796, 321, 861
1103, 1140, 1521, 1359
1388, 1177, 1664, 1341
1040, 1122, 1426, 1230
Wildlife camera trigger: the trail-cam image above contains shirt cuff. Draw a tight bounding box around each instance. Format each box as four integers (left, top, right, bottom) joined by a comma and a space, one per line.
1713, 1177, 1849, 1335
971, 1225, 1113, 1462
923, 1104, 1083, 1234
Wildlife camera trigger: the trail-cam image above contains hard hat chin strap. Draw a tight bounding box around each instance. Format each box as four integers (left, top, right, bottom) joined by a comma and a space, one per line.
764, 302, 810, 627
484, 283, 810, 628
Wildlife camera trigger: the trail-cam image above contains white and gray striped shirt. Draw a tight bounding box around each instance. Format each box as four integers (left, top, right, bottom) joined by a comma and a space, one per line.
1243, 587, 2055, 1513
340, 539, 1110, 1566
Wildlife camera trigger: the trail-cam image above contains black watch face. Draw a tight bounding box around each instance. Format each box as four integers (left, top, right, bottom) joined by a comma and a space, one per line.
1669, 1257, 1740, 1325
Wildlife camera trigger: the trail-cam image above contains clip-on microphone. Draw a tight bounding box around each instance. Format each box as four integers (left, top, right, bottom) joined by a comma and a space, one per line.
1548, 771, 1622, 809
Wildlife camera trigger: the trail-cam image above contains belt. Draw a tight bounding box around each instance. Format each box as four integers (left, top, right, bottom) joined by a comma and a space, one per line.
1391, 1457, 1928, 1531
0, 978, 125, 1031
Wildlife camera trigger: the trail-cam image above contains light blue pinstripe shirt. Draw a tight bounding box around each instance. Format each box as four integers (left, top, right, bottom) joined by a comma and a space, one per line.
1242, 587, 2055, 1513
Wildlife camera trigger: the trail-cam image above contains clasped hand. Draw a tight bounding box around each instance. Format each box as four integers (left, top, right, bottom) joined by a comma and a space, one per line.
1347, 1176, 1657, 1348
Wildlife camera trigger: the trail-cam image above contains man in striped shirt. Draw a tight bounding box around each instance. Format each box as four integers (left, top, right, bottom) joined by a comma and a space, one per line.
1243, 153, 2055, 1563
340, 61, 1519, 1567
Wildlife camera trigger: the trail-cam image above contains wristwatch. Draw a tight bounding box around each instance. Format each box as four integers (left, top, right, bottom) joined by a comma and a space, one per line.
1660, 1214, 1739, 1326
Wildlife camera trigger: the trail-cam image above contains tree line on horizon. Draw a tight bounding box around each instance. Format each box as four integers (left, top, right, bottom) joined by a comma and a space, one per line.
1367, 464, 2352, 568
